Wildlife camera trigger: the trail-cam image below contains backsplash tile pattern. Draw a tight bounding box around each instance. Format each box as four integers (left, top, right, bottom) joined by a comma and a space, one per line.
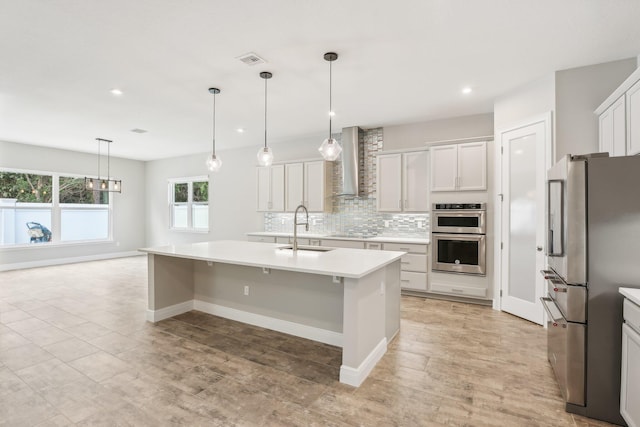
264, 127, 429, 238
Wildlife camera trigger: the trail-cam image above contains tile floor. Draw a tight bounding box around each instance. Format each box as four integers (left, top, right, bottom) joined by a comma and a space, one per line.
0, 256, 615, 426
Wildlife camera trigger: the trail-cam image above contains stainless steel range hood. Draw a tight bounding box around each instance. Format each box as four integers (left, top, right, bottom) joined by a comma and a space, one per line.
338, 126, 362, 196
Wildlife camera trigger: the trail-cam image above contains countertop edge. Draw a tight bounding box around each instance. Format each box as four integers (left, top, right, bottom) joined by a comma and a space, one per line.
246, 231, 429, 245
620, 287, 640, 306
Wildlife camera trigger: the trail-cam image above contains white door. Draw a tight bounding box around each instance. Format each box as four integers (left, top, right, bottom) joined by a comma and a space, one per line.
430, 144, 458, 191
458, 141, 487, 191
498, 115, 551, 325
402, 151, 429, 212
304, 161, 326, 212
285, 163, 304, 212
376, 153, 402, 211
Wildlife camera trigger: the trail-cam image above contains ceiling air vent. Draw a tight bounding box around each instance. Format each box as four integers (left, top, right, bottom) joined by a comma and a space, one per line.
130, 128, 148, 134
237, 52, 266, 66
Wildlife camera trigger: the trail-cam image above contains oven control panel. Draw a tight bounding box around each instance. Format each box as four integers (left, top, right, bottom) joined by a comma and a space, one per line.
433, 203, 485, 210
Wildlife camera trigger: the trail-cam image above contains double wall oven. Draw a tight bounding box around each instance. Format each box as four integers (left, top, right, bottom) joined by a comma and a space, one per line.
431, 203, 486, 276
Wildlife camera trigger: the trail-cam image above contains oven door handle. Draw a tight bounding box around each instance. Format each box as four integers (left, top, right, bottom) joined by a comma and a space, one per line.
541, 297, 566, 327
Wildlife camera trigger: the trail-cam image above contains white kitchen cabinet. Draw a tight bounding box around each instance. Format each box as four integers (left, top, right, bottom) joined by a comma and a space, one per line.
256, 165, 284, 212
376, 150, 428, 212
320, 239, 365, 249
596, 67, 640, 157
247, 235, 276, 243
304, 161, 332, 212
285, 163, 304, 212
431, 141, 486, 192
384, 242, 428, 292
599, 95, 626, 157
621, 297, 640, 427
627, 79, 640, 156
278, 161, 331, 213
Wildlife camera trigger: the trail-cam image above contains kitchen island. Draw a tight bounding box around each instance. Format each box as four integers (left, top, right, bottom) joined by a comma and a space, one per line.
139, 240, 404, 386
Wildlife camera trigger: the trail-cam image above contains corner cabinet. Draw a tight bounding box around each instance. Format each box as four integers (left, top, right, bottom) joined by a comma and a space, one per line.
256, 165, 284, 212
596, 67, 640, 157
431, 141, 487, 192
376, 150, 429, 212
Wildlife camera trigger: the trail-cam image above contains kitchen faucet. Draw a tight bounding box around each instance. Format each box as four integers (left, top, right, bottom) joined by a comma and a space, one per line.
293, 204, 309, 251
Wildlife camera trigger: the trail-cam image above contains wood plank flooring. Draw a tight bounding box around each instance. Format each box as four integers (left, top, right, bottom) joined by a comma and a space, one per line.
0, 256, 615, 426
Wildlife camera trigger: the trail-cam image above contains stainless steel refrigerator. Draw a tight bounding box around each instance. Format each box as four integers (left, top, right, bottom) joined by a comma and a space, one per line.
541, 153, 640, 425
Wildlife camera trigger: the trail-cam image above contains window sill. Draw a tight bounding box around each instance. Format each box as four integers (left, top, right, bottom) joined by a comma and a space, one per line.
169, 228, 209, 234
0, 239, 114, 252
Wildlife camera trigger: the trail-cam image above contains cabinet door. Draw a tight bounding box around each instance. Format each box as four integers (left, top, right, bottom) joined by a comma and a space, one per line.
612, 96, 627, 157
304, 161, 327, 212
285, 163, 304, 212
403, 151, 429, 211
270, 165, 285, 211
627, 79, 640, 156
376, 154, 403, 211
621, 323, 640, 427
256, 167, 271, 211
430, 145, 458, 192
599, 106, 614, 155
457, 141, 487, 191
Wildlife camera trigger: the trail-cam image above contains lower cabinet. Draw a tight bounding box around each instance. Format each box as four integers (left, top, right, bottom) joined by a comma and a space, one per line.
621, 298, 640, 427
247, 235, 276, 243
320, 239, 365, 249
383, 242, 428, 292
428, 282, 487, 298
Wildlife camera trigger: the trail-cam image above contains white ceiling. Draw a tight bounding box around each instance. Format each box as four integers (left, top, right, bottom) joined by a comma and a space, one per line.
1, 0, 639, 161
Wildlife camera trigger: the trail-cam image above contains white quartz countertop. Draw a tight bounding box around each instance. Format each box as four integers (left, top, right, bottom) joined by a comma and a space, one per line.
620, 287, 640, 306
140, 240, 404, 279
246, 231, 429, 245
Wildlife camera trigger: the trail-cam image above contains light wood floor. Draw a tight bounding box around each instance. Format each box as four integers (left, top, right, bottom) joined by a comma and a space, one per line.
0, 256, 615, 426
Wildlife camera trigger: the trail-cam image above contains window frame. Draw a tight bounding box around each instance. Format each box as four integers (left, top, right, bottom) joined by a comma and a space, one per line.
0, 167, 114, 249
168, 176, 209, 232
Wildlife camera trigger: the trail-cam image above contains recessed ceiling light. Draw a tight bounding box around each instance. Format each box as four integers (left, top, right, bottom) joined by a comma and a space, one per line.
462, 87, 472, 94
110, 88, 123, 96
236, 128, 244, 133
130, 128, 147, 134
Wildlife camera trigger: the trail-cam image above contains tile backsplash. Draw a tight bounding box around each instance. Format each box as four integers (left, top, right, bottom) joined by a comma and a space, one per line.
264, 127, 429, 238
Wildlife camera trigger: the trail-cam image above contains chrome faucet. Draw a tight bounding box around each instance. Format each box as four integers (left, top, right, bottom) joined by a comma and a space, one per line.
293, 204, 309, 251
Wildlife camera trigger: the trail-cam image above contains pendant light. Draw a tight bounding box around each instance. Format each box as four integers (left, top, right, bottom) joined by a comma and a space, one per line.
318, 52, 342, 161
256, 71, 274, 166
206, 87, 222, 172
84, 138, 122, 193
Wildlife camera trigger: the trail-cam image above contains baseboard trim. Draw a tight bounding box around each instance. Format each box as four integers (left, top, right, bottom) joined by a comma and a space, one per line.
0, 251, 142, 272
193, 300, 343, 347
147, 300, 194, 322
339, 337, 387, 387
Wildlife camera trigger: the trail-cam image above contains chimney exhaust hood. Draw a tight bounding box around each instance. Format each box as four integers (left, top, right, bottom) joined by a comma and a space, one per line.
338, 126, 362, 196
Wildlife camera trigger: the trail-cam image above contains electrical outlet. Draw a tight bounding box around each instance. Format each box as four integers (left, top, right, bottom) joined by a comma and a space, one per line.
244, 285, 249, 296
417, 221, 423, 229
384, 220, 390, 228
281, 218, 285, 225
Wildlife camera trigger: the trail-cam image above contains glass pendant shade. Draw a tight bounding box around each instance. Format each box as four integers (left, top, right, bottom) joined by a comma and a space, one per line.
206, 153, 222, 172
257, 146, 274, 166
318, 137, 342, 161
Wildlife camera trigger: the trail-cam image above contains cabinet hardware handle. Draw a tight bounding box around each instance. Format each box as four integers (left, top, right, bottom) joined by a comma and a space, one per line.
401, 279, 410, 282
399, 247, 410, 251
451, 288, 464, 293
398, 200, 402, 209
401, 261, 410, 264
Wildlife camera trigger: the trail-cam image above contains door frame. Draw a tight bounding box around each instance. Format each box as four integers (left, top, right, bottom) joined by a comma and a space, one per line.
492, 112, 553, 318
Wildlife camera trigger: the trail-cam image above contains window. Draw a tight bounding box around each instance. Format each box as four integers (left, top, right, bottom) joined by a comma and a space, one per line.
170, 177, 209, 231
0, 169, 113, 247
59, 176, 109, 242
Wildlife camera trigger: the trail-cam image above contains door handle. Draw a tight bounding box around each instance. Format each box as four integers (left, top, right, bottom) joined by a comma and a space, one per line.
537, 246, 543, 252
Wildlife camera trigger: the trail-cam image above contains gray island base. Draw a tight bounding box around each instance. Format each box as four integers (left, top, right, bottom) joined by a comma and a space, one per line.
140, 240, 403, 387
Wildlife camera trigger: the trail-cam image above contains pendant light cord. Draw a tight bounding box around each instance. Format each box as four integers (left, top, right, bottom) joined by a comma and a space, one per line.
212, 92, 216, 154
329, 59, 332, 140
264, 77, 268, 149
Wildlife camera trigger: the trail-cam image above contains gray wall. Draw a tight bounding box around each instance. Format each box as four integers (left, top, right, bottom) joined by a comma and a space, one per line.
555, 58, 636, 161
0, 140, 146, 266
144, 133, 327, 247
383, 113, 494, 150
494, 74, 556, 133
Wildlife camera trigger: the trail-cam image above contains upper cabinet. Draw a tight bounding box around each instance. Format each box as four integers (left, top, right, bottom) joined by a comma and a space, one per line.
304, 161, 332, 212
596, 67, 640, 157
431, 141, 487, 192
259, 160, 331, 213
256, 165, 284, 212
376, 150, 429, 212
